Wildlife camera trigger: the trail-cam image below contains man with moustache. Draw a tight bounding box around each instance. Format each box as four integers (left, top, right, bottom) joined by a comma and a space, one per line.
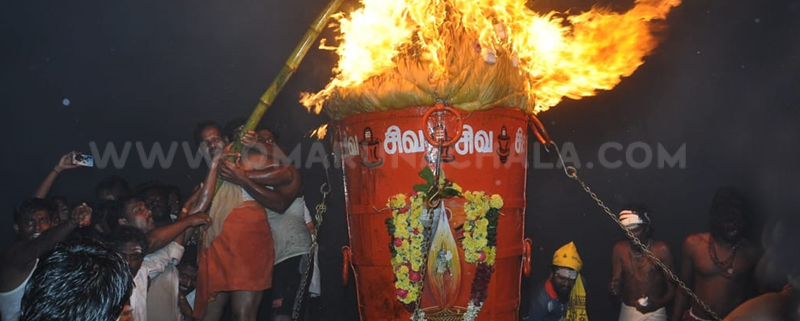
527, 242, 589, 321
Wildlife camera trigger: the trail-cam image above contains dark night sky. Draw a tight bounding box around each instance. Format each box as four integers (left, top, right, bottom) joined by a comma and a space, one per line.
2, 0, 799, 319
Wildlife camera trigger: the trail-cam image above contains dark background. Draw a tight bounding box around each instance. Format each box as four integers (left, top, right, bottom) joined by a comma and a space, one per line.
2, 0, 799, 319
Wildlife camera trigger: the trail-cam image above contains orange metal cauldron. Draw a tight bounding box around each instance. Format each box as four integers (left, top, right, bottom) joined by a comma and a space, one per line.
337, 106, 531, 320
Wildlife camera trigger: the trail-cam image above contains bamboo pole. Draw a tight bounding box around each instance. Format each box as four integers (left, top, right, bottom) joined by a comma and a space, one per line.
214, 0, 343, 193
232, 0, 343, 153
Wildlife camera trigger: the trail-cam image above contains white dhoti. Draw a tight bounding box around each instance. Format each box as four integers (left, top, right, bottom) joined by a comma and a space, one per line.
619, 303, 667, 321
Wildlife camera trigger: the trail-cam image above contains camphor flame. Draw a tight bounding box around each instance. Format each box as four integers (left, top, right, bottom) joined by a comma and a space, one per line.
302, 0, 681, 117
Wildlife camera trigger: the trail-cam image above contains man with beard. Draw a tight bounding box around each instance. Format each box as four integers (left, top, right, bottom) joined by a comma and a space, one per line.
672, 187, 760, 321
610, 206, 676, 321
0, 198, 91, 321
527, 242, 588, 321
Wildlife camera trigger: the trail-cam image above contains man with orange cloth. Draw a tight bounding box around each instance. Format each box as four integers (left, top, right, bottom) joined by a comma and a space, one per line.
184, 121, 297, 321
526, 241, 589, 321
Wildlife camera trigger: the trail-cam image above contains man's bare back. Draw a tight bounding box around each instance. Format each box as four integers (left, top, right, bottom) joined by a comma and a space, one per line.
723, 287, 796, 321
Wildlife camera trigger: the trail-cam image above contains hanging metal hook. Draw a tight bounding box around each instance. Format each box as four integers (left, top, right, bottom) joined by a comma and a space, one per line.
552, 143, 578, 179
529, 113, 554, 152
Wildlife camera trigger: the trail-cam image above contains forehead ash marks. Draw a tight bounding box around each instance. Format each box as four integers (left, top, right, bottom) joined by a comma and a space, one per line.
555, 267, 577, 280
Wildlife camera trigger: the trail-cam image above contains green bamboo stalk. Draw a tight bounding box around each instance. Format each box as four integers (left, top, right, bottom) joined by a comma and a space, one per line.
234, 0, 344, 151
215, 0, 343, 191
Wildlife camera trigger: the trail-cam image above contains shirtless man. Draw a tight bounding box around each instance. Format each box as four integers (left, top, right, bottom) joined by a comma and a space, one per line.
672, 187, 760, 321
610, 206, 675, 321
219, 126, 301, 213
234, 128, 310, 321
185, 121, 297, 321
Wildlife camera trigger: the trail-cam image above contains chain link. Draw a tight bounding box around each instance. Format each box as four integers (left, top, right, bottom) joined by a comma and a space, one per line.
552, 142, 721, 321
292, 153, 333, 320
289, 128, 719, 320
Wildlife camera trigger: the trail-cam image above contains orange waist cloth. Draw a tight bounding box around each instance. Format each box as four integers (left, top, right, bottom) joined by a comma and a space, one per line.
193, 201, 274, 319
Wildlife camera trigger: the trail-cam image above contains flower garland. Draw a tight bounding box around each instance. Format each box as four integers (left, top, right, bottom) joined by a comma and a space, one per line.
462, 191, 502, 266
385, 169, 502, 321
461, 191, 501, 318
386, 192, 426, 305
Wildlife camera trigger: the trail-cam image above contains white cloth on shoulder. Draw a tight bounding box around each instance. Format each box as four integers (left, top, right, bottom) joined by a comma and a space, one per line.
131, 242, 184, 321
619, 302, 667, 321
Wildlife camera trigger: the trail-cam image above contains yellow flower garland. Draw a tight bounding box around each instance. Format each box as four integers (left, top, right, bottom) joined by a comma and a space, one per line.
386, 191, 503, 305
387, 192, 426, 304
462, 192, 503, 266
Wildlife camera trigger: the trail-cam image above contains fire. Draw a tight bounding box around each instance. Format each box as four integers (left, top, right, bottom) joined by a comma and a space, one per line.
310, 123, 329, 140
302, 0, 681, 118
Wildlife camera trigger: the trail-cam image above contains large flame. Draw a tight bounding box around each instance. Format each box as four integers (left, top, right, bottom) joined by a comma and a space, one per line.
303, 0, 681, 117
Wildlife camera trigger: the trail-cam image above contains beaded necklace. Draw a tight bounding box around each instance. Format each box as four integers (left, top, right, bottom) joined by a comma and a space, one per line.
709, 237, 739, 279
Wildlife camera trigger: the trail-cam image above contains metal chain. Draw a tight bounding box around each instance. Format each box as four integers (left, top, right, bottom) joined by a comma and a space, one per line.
551, 144, 722, 321
292, 152, 333, 320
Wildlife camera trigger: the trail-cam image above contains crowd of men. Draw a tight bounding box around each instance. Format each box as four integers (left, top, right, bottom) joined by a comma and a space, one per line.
1, 118, 798, 321
0, 120, 320, 321
526, 188, 800, 321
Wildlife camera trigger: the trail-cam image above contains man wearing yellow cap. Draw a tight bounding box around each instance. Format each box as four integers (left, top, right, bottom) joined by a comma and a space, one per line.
526, 242, 589, 321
